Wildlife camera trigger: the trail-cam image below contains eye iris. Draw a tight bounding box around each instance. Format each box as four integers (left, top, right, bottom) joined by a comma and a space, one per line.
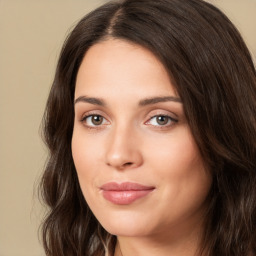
157, 116, 168, 125
92, 115, 103, 125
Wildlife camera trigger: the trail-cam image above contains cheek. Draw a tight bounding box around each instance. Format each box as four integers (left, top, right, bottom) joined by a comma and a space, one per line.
145, 127, 211, 208
71, 135, 100, 213
72, 136, 88, 176
72, 127, 103, 170
71, 130, 100, 192
146, 126, 202, 173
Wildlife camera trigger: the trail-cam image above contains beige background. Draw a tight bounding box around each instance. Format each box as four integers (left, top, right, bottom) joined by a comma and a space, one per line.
0, 1, 255, 255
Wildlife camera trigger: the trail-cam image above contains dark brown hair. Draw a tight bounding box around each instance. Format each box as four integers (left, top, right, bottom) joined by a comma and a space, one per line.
40, 0, 256, 255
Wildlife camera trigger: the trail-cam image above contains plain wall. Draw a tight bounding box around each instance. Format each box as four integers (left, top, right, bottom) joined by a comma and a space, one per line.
0, 1, 255, 255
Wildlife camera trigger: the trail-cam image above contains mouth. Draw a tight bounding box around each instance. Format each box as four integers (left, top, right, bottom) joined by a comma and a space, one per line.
100, 182, 155, 205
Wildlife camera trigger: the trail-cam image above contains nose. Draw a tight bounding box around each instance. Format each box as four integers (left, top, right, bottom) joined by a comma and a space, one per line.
105, 125, 143, 170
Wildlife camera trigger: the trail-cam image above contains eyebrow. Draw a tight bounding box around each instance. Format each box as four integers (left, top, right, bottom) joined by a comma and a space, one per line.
74, 95, 182, 106
74, 96, 106, 106
138, 96, 182, 106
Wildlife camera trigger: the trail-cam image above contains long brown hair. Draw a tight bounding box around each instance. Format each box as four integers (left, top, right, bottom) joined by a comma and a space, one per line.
40, 0, 256, 255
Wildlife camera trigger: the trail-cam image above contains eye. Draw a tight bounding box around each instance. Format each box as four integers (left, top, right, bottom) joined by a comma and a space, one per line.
81, 114, 108, 127
146, 115, 178, 127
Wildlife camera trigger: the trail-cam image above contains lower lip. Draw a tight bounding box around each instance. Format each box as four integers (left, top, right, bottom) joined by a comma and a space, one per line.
102, 189, 154, 205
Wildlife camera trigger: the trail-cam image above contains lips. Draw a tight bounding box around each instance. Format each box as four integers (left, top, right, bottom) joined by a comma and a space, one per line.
100, 182, 155, 205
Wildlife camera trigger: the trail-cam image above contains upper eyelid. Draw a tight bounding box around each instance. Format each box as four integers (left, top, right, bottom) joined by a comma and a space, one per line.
84, 115, 108, 123
145, 114, 178, 125
148, 114, 177, 120
80, 114, 110, 129
77, 108, 179, 122
81, 114, 110, 125
80, 110, 109, 119
145, 109, 178, 120
80, 114, 177, 127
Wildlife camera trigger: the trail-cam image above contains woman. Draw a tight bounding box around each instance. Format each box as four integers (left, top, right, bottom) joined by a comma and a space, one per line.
40, 0, 256, 255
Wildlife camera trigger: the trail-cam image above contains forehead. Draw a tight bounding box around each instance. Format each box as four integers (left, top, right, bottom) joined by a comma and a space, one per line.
75, 39, 178, 100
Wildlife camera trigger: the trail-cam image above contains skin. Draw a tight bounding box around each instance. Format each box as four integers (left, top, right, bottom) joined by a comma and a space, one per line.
72, 39, 212, 256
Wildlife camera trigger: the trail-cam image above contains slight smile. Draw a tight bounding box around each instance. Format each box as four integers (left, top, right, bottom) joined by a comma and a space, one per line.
100, 182, 155, 205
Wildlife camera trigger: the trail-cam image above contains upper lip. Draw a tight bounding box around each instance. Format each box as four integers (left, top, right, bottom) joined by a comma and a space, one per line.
100, 182, 155, 191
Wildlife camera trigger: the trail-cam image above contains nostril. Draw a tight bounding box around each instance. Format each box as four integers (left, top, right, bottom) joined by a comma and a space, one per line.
118, 162, 133, 170
124, 162, 133, 167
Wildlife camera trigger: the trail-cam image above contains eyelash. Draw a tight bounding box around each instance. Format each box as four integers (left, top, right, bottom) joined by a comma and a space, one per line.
80, 113, 178, 130
80, 114, 109, 129
145, 115, 178, 128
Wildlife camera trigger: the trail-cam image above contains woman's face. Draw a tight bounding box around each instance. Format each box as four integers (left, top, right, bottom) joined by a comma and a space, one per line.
72, 39, 212, 238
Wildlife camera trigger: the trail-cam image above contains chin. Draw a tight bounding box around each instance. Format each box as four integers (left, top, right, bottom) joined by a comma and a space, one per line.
96, 211, 153, 237
104, 224, 150, 237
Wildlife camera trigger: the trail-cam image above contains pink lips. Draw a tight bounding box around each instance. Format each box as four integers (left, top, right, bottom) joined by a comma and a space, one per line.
100, 182, 155, 205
